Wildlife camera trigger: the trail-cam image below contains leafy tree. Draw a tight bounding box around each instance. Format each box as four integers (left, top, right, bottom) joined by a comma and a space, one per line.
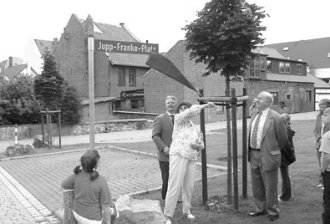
0, 74, 40, 125
60, 83, 81, 125
184, 0, 266, 96
34, 51, 64, 110
34, 51, 81, 125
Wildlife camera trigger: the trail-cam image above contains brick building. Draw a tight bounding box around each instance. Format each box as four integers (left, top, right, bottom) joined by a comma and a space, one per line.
246, 47, 315, 113
51, 14, 155, 122
144, 42, 315, 121
266, 38, 330, 109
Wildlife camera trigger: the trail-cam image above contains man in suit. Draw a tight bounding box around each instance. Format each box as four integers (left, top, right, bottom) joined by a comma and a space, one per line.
248, 91, 288, 222
152, 95, 177, 200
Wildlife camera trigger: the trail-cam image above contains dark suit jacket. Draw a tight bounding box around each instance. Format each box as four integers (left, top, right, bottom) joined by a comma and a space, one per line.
248, 109, 288, 171
152, 113, 173, 162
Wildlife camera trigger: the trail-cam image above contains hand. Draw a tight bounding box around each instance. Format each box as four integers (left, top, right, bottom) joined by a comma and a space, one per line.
207, 102, 215, 108
191, 143, 204, 151
163, 146, 170, 155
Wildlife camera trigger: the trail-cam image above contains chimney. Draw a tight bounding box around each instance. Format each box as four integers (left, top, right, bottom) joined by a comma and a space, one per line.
119, 22, 125, 27
8, 56, 13, 67
86, 15, 94, 37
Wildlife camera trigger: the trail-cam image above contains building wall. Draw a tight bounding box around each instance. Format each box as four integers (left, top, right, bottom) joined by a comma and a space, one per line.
54, 15, 88, 98
245, 80, 314, 113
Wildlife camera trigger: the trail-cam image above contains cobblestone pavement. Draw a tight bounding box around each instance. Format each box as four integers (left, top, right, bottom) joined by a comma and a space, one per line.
0, 146, 225, 223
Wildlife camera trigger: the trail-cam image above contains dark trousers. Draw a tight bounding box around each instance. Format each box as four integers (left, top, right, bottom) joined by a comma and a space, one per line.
159, 161, 169, 199
323, 171, 330, 224
279, 165, 291, 201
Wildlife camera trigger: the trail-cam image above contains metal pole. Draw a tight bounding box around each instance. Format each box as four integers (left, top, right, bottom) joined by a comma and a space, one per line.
242, 88, 248, 198
46, 109, 50, 149
226, 104, 232, 205
49, 113, 52, 147
58, 110, 62, 148
88, 36, 95, 150
41, 114, 45, 144
231, 88, 238, 209
199, 89, 208, 205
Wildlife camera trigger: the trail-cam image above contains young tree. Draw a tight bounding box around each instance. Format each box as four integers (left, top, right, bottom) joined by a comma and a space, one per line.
60, 83, 81, 125
184, 0, 266, 96
34, 51, 64, 110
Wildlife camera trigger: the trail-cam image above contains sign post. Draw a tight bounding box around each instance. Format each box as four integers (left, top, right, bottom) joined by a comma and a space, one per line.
88, 36, 95, 150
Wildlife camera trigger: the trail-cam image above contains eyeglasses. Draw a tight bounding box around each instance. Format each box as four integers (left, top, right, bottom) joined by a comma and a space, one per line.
179, 106, 189, 110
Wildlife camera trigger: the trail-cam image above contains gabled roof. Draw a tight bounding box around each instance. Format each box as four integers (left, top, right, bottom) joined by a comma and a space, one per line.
266, 73, 314, 84
93, 22, 138, 42
1, 64, 27, 80
266, 37, 330, 69
253, 47, 287, 59
306, 73, 330, 88
34, 39, 55, 55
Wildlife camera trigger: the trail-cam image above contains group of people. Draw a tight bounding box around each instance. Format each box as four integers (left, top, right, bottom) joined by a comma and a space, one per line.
60, 91, 330, 224
153, 91, 295, 223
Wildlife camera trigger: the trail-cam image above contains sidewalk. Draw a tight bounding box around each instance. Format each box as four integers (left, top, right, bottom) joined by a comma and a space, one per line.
0, 111, 318, 152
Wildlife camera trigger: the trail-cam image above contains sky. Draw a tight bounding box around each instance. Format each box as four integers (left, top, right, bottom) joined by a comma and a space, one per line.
1, 0, 330, 62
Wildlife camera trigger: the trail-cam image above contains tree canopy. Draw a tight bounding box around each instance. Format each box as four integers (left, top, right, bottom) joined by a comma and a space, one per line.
34, 51, 64, 110
184, 0, 267, 79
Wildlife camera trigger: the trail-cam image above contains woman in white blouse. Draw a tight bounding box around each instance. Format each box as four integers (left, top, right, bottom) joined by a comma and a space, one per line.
164, 101, 215, 224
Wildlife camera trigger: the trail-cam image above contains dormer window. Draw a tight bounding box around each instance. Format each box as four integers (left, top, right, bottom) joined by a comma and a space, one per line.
283, 47, 289, 51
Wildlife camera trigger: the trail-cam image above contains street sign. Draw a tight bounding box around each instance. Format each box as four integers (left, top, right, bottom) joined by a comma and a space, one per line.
95, 40, 159, 54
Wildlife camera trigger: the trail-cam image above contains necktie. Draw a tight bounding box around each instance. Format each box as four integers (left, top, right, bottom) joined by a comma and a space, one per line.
170, 114, 174, 125
251, 112, 261, 148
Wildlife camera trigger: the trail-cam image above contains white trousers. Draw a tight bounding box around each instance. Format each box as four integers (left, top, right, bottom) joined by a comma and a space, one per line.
72, 210, 102, 224
164, 155, 196, 217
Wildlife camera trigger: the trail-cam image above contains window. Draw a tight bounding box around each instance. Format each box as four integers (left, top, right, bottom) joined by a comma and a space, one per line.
249, 57, 260, 77
279, 62, 285, 73
270, 92, 279, 104
279, 62, 290, 73
114, 101, 121, 109
131, 99, 144, 109
267, 60, 272, 72
285, 63, 290, 73
286, 94, 291, 100
296, 64, 303, 74
118, 68, 125, 86
306, 90, 312, 101
260, 57, 266, 71
129, 68, 136, 87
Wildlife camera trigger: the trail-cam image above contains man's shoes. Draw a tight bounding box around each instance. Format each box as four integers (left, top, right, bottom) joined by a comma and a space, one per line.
248, 211, 266, 217
268, 214, 279, 221
184, 213, 195, 220
177, 200, 182, 203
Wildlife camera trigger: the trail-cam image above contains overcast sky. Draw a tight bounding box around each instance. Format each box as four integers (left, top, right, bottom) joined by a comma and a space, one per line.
1, 0, 329, 62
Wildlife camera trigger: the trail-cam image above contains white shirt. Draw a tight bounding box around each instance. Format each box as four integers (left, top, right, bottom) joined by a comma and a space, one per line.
250, 108, 269, 149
